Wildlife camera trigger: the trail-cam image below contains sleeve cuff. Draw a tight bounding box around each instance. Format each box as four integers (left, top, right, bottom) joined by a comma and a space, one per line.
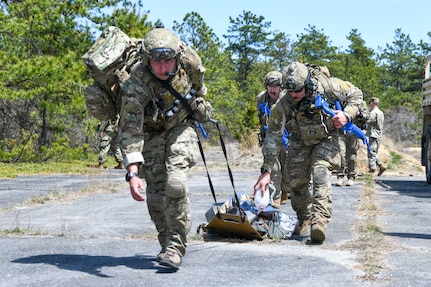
343, 111, 352, 122
123, 152, 144, 167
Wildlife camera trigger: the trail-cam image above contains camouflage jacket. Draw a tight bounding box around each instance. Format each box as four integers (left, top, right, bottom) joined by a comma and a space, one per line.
261, 76, 363, 172
118, 48, 210, 167
366, 107, 384, 139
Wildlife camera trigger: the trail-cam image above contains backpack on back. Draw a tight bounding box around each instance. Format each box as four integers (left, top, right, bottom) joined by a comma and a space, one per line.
307, 64, 332, 94
82, 26, 139, 121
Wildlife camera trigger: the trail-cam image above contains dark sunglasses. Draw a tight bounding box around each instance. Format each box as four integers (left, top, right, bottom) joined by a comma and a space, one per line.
150, 47, 176, 60
285, 78, 304, 92
287, 86, 304, 93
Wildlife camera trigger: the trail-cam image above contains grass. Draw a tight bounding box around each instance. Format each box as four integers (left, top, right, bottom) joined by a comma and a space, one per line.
386, 151, 403, 170
389, 151, 403, 166
0, 154, 119, 179
353, 175, 388, 281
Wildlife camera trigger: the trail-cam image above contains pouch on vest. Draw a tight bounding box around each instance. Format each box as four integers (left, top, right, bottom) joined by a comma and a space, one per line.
296, 108, 330, 146
298, 123, 329, 146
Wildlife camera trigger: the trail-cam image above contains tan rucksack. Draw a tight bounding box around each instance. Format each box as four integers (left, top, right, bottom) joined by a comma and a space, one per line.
82, 26, 139, 121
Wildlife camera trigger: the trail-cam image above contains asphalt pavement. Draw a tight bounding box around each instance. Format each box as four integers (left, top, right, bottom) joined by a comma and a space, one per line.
0, 167, 431, 287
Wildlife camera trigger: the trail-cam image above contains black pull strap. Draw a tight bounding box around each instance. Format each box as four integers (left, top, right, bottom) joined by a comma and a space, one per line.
196, 133, 218, 204
212, 120, 241, 209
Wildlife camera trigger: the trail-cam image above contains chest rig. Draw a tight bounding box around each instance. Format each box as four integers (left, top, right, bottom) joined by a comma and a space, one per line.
289, 93, 334, 146
133, 66, 194, 130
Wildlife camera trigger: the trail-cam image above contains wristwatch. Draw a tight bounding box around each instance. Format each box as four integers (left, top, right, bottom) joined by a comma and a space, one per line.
260, 167, 270, 174
125, 172, 139, 182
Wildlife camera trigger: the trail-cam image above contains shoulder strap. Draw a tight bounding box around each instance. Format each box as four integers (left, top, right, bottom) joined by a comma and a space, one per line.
156, 76, 196, 118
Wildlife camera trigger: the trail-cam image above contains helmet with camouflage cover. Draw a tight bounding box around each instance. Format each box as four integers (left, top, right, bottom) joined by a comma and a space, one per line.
140, 27, 181, 72
283, 62, 313, 92
264, 71, 282, 87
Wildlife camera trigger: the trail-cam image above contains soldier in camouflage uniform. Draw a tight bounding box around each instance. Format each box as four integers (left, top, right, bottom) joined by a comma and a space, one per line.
335, 100, 370, 186
366, 97, 386, 176
254, 62, 363, 243
97, 118, 124, 169
256, 71, 290, 206
118, 27, 211, 270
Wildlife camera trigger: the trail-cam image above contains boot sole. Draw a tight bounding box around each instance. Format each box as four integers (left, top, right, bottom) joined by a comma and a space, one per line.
159, 258, 180, 270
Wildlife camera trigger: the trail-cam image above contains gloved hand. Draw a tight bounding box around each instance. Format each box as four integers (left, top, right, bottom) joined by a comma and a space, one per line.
192, 96, 212, 122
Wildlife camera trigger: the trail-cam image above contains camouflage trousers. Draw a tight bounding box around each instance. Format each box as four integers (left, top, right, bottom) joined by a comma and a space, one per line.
271, 149, 290, 200
141, 122, 199, 257
337, 133, 361, 179
368, 137, 382, 170
287, 132, 340, 226
98, 130, 123, 163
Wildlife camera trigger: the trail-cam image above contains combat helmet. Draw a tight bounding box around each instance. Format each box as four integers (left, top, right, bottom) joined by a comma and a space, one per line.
283, 62, 313, 92
140, 27, 182, 74
264, 71, 282, 87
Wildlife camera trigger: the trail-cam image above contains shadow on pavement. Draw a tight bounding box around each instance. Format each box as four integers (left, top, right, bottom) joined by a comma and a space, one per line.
11, 253, 178, 276
376, 179, 431, 198
383, 232, 431, 240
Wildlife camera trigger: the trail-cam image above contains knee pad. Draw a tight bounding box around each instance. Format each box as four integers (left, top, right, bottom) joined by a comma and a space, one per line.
313, 164, 330, 186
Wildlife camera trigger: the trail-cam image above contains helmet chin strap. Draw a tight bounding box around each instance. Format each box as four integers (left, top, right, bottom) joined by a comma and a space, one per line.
165, 65, 180, 77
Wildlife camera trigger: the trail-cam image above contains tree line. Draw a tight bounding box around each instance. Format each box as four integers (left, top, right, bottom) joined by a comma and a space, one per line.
1, 0, 430, 163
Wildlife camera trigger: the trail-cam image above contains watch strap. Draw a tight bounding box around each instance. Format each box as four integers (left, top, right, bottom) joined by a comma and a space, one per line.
125, 172, 139, 182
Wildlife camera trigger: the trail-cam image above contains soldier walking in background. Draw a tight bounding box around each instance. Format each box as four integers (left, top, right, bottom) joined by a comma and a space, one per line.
367, 97, 386, 176
97, 118, 124, 169
256, 71, 290, 207
336, 100, 370, 186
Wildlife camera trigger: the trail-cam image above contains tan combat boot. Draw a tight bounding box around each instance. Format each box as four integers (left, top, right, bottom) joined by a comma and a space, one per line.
346, 177, 355, 186
157, 248, 167, 262
294, 218, 311, 236
377, 165, 386, 176
114, 162, 125, 169
272, 197, 281, 209
311, 223, 326, 243
281, 191, 290, 205
159, 250, 182, 270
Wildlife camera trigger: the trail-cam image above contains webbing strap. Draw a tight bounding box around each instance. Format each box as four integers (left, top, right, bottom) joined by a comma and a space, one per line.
196, 134, 217, 204
212, 120, 241, 207
197, 119, 241, 207
196, 121, 243, 220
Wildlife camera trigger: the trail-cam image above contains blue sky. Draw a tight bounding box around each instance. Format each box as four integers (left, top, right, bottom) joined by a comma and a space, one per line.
142, 0, 430, 51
